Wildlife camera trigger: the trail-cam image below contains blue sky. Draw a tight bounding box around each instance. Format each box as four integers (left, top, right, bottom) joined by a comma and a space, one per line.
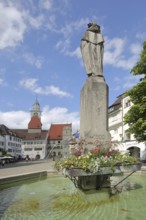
0, 0, 146, 132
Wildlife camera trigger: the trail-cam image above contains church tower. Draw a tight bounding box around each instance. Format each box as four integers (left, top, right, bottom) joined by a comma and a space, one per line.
31, 98, 41, 118
28, 99, 42, 133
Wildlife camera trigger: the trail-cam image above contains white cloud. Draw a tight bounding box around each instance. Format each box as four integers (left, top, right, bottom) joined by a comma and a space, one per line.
59, 18, 89, 39
111, 74, 141, 92
130, 43, 141, 55
42, 105, 80, 131
22, 53, 44, 68
136, 32, 146, 40
66, 47, 82, 59
115, 58, 135, 70
55, 22, 142, 71
19, 78, 73, 97
55, 18, 89, 54
0, 106, 80, 132
64, 35, 141, 71
0, 1, 55, 50
123, 75, 141, 89
0, 78, 7, 86
54, 18, 143, 73
20, 78, 36, 90
0, 2, 26, 49
104, 37, 125, 65
39, 0, 53, 11
0, 78, 4, 85
28, 14, 45, 29
56, 39, 70, 54
104, 38, 141, 70
0, 111, 29, 129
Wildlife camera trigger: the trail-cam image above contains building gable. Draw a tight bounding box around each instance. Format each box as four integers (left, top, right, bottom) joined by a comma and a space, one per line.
48, 124, 72, 140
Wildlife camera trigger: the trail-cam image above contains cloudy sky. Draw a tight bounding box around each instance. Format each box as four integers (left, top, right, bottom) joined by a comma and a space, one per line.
0, 0, 146, 132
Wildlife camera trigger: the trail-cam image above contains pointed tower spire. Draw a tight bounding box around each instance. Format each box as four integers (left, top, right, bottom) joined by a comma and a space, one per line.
31, 97, 41, 118
28, 98, 42, 133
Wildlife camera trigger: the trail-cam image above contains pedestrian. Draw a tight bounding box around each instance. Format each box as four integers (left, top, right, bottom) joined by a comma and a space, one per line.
1, 159, 5, 167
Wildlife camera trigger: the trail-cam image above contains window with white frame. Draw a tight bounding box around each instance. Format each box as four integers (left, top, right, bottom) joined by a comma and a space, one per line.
124, 100, 131, 108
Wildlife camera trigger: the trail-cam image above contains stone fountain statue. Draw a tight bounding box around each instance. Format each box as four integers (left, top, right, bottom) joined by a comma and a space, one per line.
60, 24, 141, 191
80, 22, 111, 150
80, 22, 104, 77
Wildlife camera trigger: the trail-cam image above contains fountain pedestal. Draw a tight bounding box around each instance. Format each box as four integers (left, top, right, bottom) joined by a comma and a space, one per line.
80, 76, 111, 150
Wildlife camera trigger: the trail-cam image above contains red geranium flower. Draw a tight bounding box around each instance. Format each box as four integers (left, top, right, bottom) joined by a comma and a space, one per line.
90, 146, 100, 155
74, 150, 81, 157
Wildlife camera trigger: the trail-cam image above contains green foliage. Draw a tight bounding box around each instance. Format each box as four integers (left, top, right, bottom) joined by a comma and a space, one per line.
131, 41, 146, 75
1, 149, 7, 156
124, 41, 146, 142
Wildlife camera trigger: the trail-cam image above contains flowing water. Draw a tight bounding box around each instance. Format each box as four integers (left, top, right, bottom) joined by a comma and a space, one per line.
0, 174, 146, 220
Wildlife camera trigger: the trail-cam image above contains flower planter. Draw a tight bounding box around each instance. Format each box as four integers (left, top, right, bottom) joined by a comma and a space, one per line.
66, 163, 142, 177
65, 163, 142, 190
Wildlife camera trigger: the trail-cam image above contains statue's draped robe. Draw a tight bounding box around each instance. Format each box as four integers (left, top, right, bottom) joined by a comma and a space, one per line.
80, 31, 104, 76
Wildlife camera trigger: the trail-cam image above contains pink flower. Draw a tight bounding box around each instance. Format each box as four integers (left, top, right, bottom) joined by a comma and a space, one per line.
74, 150, 81, 157
90, 147, 100, 155
105, 151, 110, 157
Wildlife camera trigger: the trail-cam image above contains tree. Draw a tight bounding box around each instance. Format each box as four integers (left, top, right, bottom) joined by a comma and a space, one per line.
124, 41, 146, 142
2, 149, 7, 156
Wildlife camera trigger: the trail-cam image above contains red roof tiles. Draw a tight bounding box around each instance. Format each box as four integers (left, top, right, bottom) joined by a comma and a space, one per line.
48, 123, 71, 140
28, 115, 42, 129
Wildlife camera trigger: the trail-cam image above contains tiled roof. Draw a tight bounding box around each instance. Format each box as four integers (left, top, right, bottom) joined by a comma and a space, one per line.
109, 96, 122, 107
0, 124, 18, 137
48, 123, 71, 140
108, 95, 123, 113
28, 115, 42, 129
12, 129, 48, 140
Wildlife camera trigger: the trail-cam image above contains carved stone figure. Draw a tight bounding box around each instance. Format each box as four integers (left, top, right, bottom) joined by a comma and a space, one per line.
80, 23, 104, 77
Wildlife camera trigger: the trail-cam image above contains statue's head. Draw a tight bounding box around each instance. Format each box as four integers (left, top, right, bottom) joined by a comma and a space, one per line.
87, 22, 100, 32
88, 23, 93, 28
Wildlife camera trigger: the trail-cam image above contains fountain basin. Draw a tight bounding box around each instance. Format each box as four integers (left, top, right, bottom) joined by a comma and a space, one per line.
0, 173, 146, 220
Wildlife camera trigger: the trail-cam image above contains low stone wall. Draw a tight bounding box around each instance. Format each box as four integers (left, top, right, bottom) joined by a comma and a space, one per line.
0, 171, 47, 190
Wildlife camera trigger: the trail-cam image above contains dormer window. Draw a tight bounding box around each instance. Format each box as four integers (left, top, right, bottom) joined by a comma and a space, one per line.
125, 100, 131, 108
108, 107, 114, 112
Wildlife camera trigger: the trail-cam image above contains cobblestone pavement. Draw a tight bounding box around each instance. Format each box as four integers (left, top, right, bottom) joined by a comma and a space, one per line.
0, 160, 56, 179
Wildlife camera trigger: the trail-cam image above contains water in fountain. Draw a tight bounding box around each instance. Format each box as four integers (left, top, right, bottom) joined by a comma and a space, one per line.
0, 174, 146, 220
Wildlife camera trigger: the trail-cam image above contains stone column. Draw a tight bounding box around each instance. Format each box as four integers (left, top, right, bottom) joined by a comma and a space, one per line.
80, 75, 111, 149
